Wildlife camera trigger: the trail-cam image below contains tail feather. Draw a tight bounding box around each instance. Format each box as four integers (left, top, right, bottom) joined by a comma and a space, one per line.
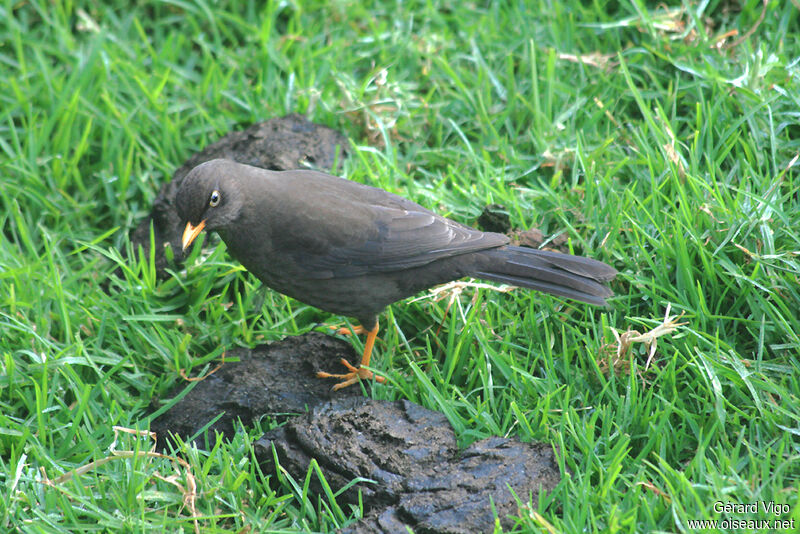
508, 247, 617, 281
475, 246, 616, 306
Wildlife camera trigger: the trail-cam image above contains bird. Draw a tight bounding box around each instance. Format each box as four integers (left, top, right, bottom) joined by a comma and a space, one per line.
176, 159, 617, 390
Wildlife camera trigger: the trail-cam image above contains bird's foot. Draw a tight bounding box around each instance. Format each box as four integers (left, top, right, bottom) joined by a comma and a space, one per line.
328, 324, 368, 336
317, 358, 385, 390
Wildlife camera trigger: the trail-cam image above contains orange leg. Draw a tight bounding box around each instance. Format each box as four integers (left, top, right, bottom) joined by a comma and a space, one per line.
317, 322, 385, 390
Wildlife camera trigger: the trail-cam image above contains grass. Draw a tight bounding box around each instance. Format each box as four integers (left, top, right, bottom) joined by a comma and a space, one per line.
1, 0, 799, 532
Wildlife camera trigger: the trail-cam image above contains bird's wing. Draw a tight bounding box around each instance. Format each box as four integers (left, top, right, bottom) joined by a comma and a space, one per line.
265, 173, 509, 279
290, 205, 509, 278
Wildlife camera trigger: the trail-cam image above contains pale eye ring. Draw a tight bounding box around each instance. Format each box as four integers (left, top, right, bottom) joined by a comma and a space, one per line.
209, 190, 221, 207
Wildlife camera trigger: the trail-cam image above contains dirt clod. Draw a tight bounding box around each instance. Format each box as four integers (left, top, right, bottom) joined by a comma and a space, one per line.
149, 332, 361, 450
477, 204, 511, 233
255, 397, 458, 506
150, 332, 562, 533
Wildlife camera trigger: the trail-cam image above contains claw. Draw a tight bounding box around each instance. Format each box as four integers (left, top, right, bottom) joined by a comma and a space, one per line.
317, 322, 383, 390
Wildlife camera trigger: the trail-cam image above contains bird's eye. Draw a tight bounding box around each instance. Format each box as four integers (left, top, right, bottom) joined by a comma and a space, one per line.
209, 190, 221, 207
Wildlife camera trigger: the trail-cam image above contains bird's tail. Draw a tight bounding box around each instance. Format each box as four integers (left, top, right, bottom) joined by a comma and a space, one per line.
474, 246, 617, 306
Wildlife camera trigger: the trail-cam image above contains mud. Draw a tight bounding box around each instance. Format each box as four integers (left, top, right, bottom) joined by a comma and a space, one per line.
150, 333, 562, 533
477, 203, 511, 233
149, 332, 361, 449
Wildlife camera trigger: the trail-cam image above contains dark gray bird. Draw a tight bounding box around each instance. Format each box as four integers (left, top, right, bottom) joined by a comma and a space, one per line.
177, 159, 616, 389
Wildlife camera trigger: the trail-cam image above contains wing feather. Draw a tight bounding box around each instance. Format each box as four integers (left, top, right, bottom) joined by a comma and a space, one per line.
261, 172, 508, 279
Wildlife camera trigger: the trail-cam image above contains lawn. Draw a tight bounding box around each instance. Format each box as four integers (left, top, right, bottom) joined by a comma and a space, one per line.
1, 1, 799, 532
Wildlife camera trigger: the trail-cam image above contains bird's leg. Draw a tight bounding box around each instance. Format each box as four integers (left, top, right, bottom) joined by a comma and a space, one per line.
317, 321, 385, 390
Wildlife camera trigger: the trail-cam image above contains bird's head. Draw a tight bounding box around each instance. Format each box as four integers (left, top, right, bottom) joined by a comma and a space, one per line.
176, 159, 245, 251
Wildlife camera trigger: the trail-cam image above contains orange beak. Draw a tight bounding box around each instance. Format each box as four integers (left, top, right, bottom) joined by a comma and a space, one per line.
182, 220, 207, 251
